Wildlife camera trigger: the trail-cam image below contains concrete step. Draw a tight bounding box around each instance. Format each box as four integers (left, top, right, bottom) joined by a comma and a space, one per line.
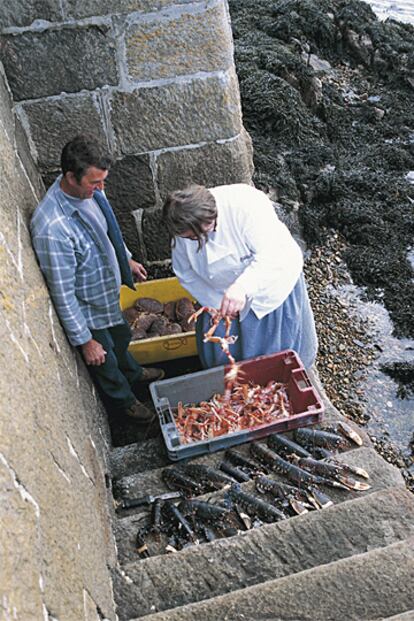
383, 613, 414, 621
113, 486, 414, 620
129, 536, 414, 621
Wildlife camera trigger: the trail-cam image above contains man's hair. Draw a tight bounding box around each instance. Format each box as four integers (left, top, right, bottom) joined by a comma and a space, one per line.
163, 185, 217, 250
61, 134, 112, 183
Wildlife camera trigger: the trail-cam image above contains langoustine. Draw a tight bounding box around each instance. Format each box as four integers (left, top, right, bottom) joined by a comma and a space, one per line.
173, 307, 292, 444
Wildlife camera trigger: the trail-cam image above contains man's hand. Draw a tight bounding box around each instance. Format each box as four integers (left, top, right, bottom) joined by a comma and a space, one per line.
129, 259, 147, 282
81, 339, 107, 366
220, 282, 246, 318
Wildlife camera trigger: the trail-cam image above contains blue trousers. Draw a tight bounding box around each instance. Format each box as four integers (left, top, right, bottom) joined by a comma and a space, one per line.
85, 320, 144, 410
196, 273, 318, 370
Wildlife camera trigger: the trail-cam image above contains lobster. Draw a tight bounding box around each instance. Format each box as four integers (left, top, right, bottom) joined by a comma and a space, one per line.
162, 467, 204, 495
225, 448, 266, 475
255, 475, 312, 515
289, 455, 371, 491
219, 460, 252, 483
225, 483, 287, 523
250, 442, 349, 490
181, 463, 234, 491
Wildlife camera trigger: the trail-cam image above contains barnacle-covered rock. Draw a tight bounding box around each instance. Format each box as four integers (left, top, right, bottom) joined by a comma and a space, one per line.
134, 297, 164, 314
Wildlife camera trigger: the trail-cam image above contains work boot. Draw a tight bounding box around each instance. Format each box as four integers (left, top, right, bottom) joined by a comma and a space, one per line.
138, 367, 165, 383
125, 399, 155, 423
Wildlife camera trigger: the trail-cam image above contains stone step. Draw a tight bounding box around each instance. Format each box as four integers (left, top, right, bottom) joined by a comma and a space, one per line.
113, 486, 414, 620
129, 536, 414, 621
113, 444, 402, 525
110, 436, 168, 480
114, 445, 400, 565
383, 613, 414, 621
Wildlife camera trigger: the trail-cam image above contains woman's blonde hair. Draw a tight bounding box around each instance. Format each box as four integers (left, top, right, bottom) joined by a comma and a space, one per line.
163, 185, 217, 250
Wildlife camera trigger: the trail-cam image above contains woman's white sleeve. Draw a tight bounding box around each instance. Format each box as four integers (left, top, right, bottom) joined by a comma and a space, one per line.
233, 196, 302, 297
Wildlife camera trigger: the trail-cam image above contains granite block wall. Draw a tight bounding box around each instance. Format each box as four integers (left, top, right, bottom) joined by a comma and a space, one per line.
0, 64, 117, 621
0, 0, 253, 263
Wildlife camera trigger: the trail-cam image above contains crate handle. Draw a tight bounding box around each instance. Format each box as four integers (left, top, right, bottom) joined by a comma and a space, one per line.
292, 368, 312, 391
160, 408, 181, 447
163, 337, 188, 350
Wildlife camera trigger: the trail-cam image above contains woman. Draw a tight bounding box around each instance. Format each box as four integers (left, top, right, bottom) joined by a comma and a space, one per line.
163, 183, 317, 369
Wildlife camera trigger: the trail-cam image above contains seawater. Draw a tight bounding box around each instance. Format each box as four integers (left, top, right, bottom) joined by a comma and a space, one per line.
359, 2, 414, 468
364, 0, 414, 24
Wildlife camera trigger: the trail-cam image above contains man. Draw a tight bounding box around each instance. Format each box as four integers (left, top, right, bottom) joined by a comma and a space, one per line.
31, 134, 164, 421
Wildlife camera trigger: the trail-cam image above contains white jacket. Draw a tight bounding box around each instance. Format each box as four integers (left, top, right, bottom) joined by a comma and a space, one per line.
172, 184, 303, 320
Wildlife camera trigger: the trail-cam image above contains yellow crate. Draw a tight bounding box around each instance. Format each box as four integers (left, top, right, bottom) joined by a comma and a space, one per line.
120, 277, 198, 365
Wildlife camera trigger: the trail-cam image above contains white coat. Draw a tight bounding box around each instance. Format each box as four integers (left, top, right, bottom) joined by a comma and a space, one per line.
172, 184, 303, 321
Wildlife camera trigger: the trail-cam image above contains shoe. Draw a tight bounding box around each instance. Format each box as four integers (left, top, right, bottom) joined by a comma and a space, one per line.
139, 367, 165, 383
125, 400, 155, 423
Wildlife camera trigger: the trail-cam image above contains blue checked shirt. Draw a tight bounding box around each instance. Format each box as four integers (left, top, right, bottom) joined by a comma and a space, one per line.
31, 178, 130, 346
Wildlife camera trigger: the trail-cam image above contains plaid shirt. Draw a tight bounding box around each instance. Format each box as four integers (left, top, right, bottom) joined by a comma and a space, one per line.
31, 178, 126, 346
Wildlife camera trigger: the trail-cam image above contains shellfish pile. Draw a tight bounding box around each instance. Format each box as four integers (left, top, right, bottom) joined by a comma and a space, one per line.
173, 380, 292, 444
123, 296, 198, 340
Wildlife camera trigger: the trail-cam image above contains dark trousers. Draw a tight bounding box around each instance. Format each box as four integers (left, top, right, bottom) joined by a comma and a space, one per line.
85, 321, 143, 410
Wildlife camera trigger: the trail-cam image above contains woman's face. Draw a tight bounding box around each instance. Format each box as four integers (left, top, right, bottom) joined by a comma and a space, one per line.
178, 219, 216, 241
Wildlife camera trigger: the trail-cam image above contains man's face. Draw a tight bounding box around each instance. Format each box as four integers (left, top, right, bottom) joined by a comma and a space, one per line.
67, 166, 109, 199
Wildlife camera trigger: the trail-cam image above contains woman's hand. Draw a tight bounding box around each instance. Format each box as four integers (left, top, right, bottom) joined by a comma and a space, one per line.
220, 282, 246, 317
129, 259, 147, 282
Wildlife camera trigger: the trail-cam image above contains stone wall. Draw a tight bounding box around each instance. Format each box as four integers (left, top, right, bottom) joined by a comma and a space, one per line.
0, 65, 117, 621
0, 0, 253, 262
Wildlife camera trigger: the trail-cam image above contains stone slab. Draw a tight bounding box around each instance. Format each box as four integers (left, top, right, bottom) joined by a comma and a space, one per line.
110, 437, 166, 480
106, 153, 156, 212
111, 71, 242, 154
140, 208, 170, 261
2, 25, 117, 101
0, 66, 15, 139
0, 0, 62, 29
0, 458, 44, 620
125, 3, 233, 81
0, 81, 117, 620
116, 487, 414, 619
104, 153, 156, 258
112, 445, 405, 569
64, 0, 195, 20
156, 131, 253, 202
135, 537, 414, 621
21, 93, 107, 170
14, 116, 45, 200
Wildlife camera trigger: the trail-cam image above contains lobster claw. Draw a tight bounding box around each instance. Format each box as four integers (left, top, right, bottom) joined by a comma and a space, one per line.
307, 486, 334, 509
336, 421, 363, 446
335, 474, 371, 491
290, 499, 309, 515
